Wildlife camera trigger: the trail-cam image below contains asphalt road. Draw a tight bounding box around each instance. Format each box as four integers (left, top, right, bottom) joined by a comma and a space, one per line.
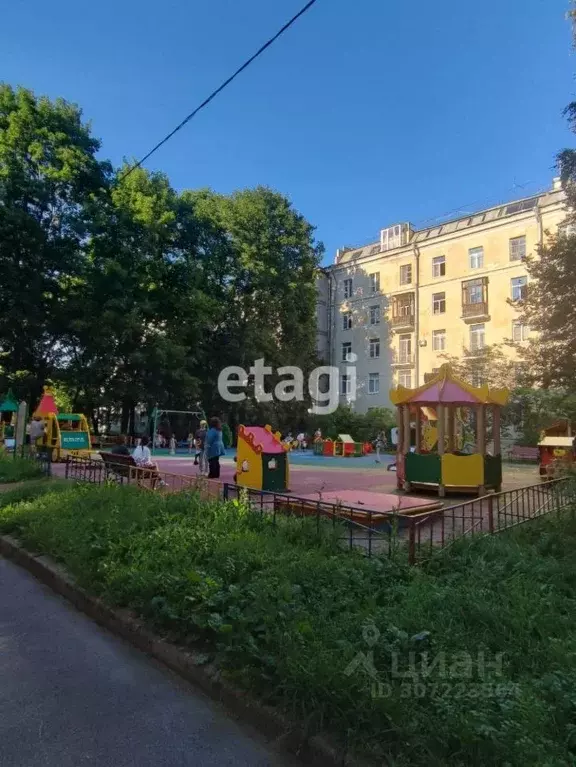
0, 557, 292, 767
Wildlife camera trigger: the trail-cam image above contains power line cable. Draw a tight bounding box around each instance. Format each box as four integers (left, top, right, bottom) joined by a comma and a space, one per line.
120, 0, 320, 180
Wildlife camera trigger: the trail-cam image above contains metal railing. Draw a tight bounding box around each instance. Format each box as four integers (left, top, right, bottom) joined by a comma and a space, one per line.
64, 455, 222, 498
61, 458, 575, 565
406, 478, 573, 564
222, 483, 401, 558
462, 300, 489, 318
10, 444, 52, 477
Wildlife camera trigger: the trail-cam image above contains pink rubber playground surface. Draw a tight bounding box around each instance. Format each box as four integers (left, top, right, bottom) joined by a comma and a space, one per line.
153, 457, 438, 514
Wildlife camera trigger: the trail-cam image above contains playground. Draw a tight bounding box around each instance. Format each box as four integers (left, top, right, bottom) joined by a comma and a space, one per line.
138, 449, 539, 502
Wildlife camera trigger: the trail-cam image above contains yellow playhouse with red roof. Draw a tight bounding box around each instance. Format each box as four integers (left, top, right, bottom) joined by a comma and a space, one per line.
33, 386, 92, 461
234, 424, 290, 492
390, 364, 509, 497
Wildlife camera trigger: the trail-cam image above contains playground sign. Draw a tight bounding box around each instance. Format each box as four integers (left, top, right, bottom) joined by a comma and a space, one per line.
61, 432, 90, 450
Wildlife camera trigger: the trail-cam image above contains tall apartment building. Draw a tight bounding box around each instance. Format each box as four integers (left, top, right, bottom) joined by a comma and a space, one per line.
317, 178, 566, 413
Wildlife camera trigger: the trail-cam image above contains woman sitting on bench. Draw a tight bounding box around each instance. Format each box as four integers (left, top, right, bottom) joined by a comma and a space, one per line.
132, 436, 157, 469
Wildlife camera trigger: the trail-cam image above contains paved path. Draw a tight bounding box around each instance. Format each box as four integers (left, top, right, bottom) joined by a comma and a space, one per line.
0, 558, 293, 767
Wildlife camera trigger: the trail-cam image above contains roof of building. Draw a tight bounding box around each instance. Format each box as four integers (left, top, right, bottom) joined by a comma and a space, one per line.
334, 187, 564, 266
390, 364, 510, 407
238, 425, 287, 455
0, 389, 18, 413
34, 387, 59, 417
538, 436, 574, 448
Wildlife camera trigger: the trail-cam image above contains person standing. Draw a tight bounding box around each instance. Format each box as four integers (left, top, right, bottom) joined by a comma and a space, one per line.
29, 417, 45, 453
205, 417, 225, 479
375, 430, 386, 463
194, 420, 208, 474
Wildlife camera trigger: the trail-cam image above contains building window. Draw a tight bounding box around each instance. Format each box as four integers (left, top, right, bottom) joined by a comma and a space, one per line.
469, 323, 485, 351
509, 236, 526, 262
432, 255, 446, 278
342, 342, 352, 362
368, 372, 380, 394
512, 321, 529, 342
369, 338, 380, 359
398, 334, 412, 364
369, 305, 381, 325
392, 293, 415, 321
398, 370, 412, 388
462, 277, 484, 305
469, 246, 484, 269
342, 311, 352, 330
432, 292, 446, 314
511, 276, 527, 301
343, 278, 353, 299
471, 371, 484, 388
399, 264, 412, 285
432, 329, 446, 351
340, 374, 351, 396
369, 272, 380, 294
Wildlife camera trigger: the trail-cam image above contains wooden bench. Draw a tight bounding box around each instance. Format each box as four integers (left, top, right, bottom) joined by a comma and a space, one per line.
508, 446, 539, 462
99, 452, 160, 489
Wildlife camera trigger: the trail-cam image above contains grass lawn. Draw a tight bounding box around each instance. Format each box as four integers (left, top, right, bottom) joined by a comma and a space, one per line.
1, 479, 576, 766
0, 453, 47, 483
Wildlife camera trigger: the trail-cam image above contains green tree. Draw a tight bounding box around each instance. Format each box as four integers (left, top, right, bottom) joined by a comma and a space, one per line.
0, 84, 111, 405
185, 186, 324, 428
518, 79, 576, 387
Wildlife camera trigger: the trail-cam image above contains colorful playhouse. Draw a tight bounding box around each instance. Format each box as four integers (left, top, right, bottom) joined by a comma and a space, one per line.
390, 365, 509, 496
34, 387, 92, 461
0, 389, 19, 445
234, 425, 290, 492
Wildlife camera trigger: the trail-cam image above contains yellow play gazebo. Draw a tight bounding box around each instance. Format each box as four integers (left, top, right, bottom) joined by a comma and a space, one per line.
389, 364, 509, 496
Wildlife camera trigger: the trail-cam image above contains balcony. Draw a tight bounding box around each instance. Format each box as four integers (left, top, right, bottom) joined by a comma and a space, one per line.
461, 301, 490, 322
390, 313, 415, 331
392, 352, 415, 368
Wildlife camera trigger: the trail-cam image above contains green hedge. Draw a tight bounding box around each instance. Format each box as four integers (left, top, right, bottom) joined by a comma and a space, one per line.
1, 481, 576, 765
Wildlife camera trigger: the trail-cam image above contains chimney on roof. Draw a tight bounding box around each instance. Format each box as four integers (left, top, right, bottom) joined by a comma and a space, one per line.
553, 176, 562, 191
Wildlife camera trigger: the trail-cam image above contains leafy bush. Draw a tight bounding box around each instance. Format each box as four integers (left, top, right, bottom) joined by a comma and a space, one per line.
0, 454, 45, 483
2, 483, 576, 765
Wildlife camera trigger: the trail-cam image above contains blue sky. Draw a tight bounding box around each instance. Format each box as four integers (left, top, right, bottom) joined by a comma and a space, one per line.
1, 0, 573, 262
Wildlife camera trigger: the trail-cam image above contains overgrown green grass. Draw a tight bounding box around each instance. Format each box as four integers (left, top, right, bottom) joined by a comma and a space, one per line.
1, 481, 576, 765
0, 453, 46, 483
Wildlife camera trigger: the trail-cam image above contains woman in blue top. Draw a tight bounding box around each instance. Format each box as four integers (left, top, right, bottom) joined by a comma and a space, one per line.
205, 417, 226, 479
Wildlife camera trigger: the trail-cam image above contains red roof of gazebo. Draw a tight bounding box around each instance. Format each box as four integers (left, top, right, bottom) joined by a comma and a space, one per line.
390, 364, 509, 407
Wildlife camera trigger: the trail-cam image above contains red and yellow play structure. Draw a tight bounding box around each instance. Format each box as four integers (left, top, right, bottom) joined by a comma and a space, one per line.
313, 435, 373, 457
233, 425, 290, 492
538, 419, 576, 480
33, 387, 92, 461
390, 365, 509, 496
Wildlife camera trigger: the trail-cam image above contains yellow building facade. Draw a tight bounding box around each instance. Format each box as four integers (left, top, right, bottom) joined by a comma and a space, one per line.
318, 179, 566, 412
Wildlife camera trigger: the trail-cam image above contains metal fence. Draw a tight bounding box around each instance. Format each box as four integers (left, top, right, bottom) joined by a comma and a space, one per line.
407, 477, 573, 564
9, 444, 52, 477
223, 483, 398, 558
64, 455, 221, 498
62, 456, 574, 565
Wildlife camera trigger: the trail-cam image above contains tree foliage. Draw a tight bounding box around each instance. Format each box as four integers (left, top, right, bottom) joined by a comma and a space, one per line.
0, 84, 323, 433
519, 101, 576, 387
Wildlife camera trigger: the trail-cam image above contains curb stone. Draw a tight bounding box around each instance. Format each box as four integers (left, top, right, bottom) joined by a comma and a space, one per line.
0, 534, 374, 767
